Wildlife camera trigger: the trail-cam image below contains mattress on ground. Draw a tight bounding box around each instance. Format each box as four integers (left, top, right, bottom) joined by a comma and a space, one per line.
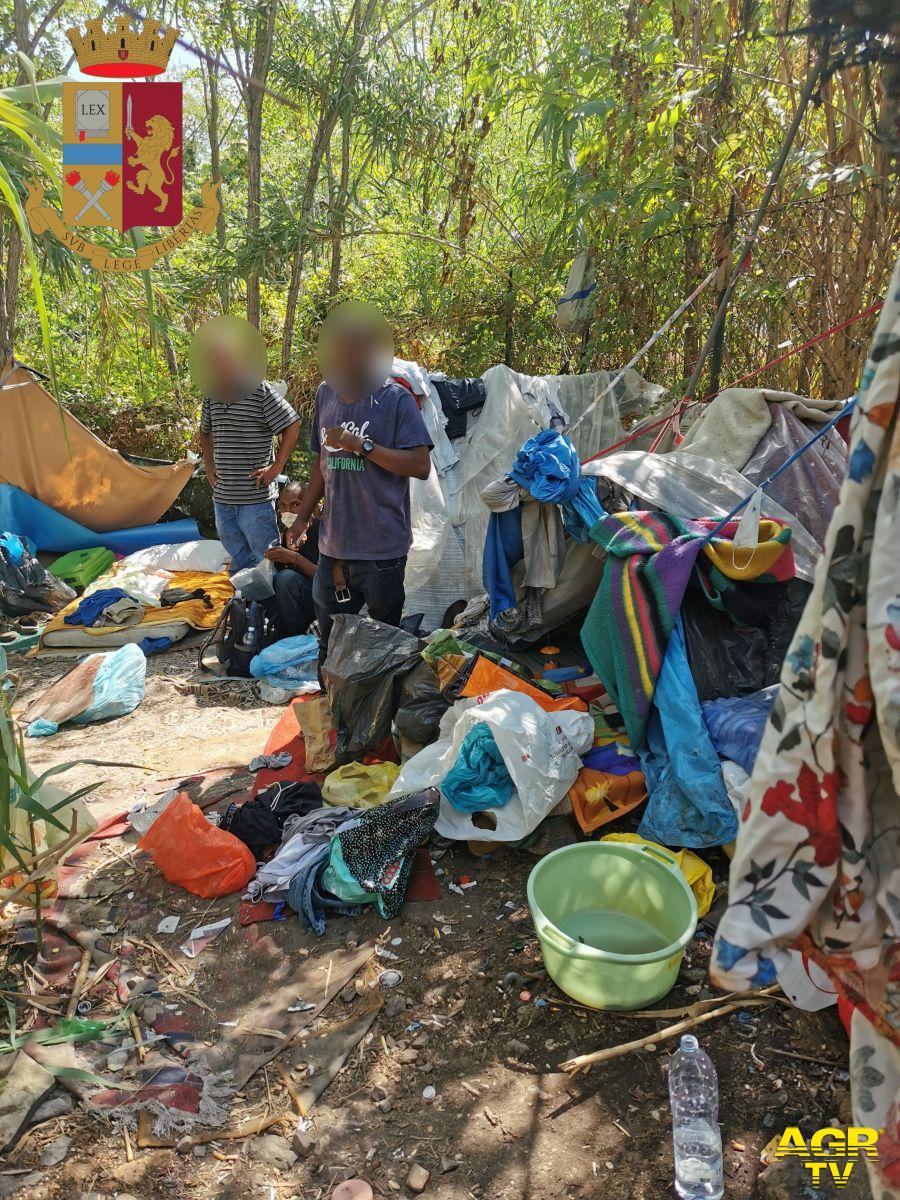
40, 569, 233, 650
41, 618, 193, 650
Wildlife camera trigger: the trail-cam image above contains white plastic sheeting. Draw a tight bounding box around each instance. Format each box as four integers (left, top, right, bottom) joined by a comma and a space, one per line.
582, 449, 821, 582
405, 364, 662, 627
387, 689, 594, 842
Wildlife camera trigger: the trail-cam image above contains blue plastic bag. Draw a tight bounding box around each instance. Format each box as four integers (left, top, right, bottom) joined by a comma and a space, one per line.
249, 634, 319, 690
27, 643, 147, 737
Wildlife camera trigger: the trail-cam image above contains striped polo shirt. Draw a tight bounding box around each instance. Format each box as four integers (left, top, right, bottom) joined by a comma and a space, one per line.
200, 382, 298, 505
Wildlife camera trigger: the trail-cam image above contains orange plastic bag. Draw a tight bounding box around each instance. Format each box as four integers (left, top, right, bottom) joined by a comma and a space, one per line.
460, 655, 587, 713
137, 792, 256, 898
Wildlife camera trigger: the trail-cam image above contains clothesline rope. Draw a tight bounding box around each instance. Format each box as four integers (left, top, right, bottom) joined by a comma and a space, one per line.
568, 268, 717, 437
699, 392, 858, 546
580, 298, 881, 467
704, 299, 884, 397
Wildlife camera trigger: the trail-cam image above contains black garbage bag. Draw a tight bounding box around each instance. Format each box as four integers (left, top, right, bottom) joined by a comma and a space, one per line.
0, 533, 75, 618
393, 660, 449, 745
322, 614, 423, 762
682, 577, 813, 702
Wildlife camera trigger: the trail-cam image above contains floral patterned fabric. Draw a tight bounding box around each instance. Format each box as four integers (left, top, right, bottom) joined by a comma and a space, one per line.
711, 258, 900, 1200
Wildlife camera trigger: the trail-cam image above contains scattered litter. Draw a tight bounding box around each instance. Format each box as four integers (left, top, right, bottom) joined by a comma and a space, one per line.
156, 915, 181, 934
375, 946, 400, 961
378, 969, 403, 989
179, 917, 231, 959
422, 1085, 436, 1102
390, 937, 403, 946
287, 999, 316, 1013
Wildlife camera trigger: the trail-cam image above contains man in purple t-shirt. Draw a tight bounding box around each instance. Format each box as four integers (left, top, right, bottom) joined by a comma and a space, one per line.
292, 314, 432, 652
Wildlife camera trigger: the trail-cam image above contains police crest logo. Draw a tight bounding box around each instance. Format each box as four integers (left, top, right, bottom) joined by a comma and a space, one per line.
25, 15, 220, 272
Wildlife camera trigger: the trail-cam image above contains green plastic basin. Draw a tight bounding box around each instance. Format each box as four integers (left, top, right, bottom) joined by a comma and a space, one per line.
527, 840, 698, 1010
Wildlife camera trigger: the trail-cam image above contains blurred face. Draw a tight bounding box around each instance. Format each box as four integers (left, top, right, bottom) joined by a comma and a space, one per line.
188, 315, 267, 399
278, 484, 304, 527
318, 301, 393, 401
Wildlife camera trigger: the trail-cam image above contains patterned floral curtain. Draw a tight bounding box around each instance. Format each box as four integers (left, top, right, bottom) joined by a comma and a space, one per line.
712, 258, 900, 1198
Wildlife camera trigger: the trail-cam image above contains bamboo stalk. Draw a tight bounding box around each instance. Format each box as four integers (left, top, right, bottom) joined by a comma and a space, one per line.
560, 987, 780, 1074
275, 1061, 303, 1114
136, 1107, 291, 1149
65, 950, 92, 1018
129, 1010, 146, 1064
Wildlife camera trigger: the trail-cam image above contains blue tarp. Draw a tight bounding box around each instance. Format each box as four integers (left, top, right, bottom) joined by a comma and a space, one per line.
637, 617, 738, 848
0, 485, 199, 555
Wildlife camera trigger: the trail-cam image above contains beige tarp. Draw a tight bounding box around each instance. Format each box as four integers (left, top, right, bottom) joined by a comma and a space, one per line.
0, 360, 192, 532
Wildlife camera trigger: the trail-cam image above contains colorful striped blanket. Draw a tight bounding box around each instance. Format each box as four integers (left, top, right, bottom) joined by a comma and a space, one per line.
581, 511, 794, 749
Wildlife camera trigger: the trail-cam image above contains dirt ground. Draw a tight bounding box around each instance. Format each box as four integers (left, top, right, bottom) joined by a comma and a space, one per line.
1, 646, 852, 1200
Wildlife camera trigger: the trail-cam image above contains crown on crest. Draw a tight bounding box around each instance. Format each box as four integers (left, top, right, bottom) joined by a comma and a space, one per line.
66, 16, 178, 78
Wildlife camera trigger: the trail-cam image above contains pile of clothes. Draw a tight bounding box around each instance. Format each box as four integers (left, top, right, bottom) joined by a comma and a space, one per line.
233, 783, 440, 935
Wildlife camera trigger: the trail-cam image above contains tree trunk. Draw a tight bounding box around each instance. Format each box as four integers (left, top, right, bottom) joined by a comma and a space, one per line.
280, 0, 380, 379
2, 0, 32, 351
204, 52, 229, 309
245, 1, 277, 329
328, 112, 352, 300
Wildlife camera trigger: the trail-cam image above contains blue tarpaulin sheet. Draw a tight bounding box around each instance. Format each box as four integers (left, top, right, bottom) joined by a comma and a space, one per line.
0, 484, 199, 555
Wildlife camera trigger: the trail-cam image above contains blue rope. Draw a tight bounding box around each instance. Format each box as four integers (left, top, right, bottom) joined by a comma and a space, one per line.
700, 395, 857, 545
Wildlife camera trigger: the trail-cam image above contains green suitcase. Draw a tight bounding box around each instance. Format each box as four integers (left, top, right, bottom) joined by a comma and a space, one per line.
49, 547, 115, 589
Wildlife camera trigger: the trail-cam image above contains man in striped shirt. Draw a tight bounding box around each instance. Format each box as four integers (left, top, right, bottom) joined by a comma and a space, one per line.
198, 349, 300, 574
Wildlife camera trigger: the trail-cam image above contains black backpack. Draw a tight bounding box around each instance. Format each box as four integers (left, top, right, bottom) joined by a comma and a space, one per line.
198, 597, 274, 678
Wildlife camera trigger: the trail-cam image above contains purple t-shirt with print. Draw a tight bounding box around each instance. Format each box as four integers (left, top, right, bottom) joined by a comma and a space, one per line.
310, 380, 432, 560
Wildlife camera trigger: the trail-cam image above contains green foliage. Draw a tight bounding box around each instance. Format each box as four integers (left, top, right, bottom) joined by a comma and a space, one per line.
0, 0, 897, 463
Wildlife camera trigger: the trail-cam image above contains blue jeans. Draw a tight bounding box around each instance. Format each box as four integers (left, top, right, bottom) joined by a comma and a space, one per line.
272, 568, 316, 637
313, 554, 407, 653
214, 500, 280, 574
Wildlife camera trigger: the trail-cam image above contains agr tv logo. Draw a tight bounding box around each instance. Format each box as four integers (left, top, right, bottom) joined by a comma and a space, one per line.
774, 1126, 880, 1187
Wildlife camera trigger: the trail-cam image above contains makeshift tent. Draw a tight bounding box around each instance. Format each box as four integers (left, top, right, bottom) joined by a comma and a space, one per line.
405, 363, 663, 629
0, 359, 193, 532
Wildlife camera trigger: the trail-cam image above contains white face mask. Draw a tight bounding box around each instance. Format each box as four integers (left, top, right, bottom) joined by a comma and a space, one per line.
280, 511, 298, 529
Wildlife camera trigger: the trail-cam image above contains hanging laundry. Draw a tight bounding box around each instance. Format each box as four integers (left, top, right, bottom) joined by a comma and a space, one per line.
712, 258, 900, 1200
442, 722, 515, 813
582, 510, 795, 749
508, 429, 603, 534
391, 357, 458, 474
432, 377, 486, 440
481, 478, 567, 619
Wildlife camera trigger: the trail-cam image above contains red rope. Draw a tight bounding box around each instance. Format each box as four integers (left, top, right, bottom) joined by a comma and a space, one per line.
709, 299, 884, 395
581, 410, 678, 465
580, 298, 883, 466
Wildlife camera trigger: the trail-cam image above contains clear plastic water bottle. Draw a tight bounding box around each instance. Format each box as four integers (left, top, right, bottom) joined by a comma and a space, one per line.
668, 1034, 724, 1200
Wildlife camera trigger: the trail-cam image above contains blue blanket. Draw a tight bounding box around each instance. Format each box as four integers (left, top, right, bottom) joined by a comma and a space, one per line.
637, 618, 737, 848
0, 484, 199, 554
